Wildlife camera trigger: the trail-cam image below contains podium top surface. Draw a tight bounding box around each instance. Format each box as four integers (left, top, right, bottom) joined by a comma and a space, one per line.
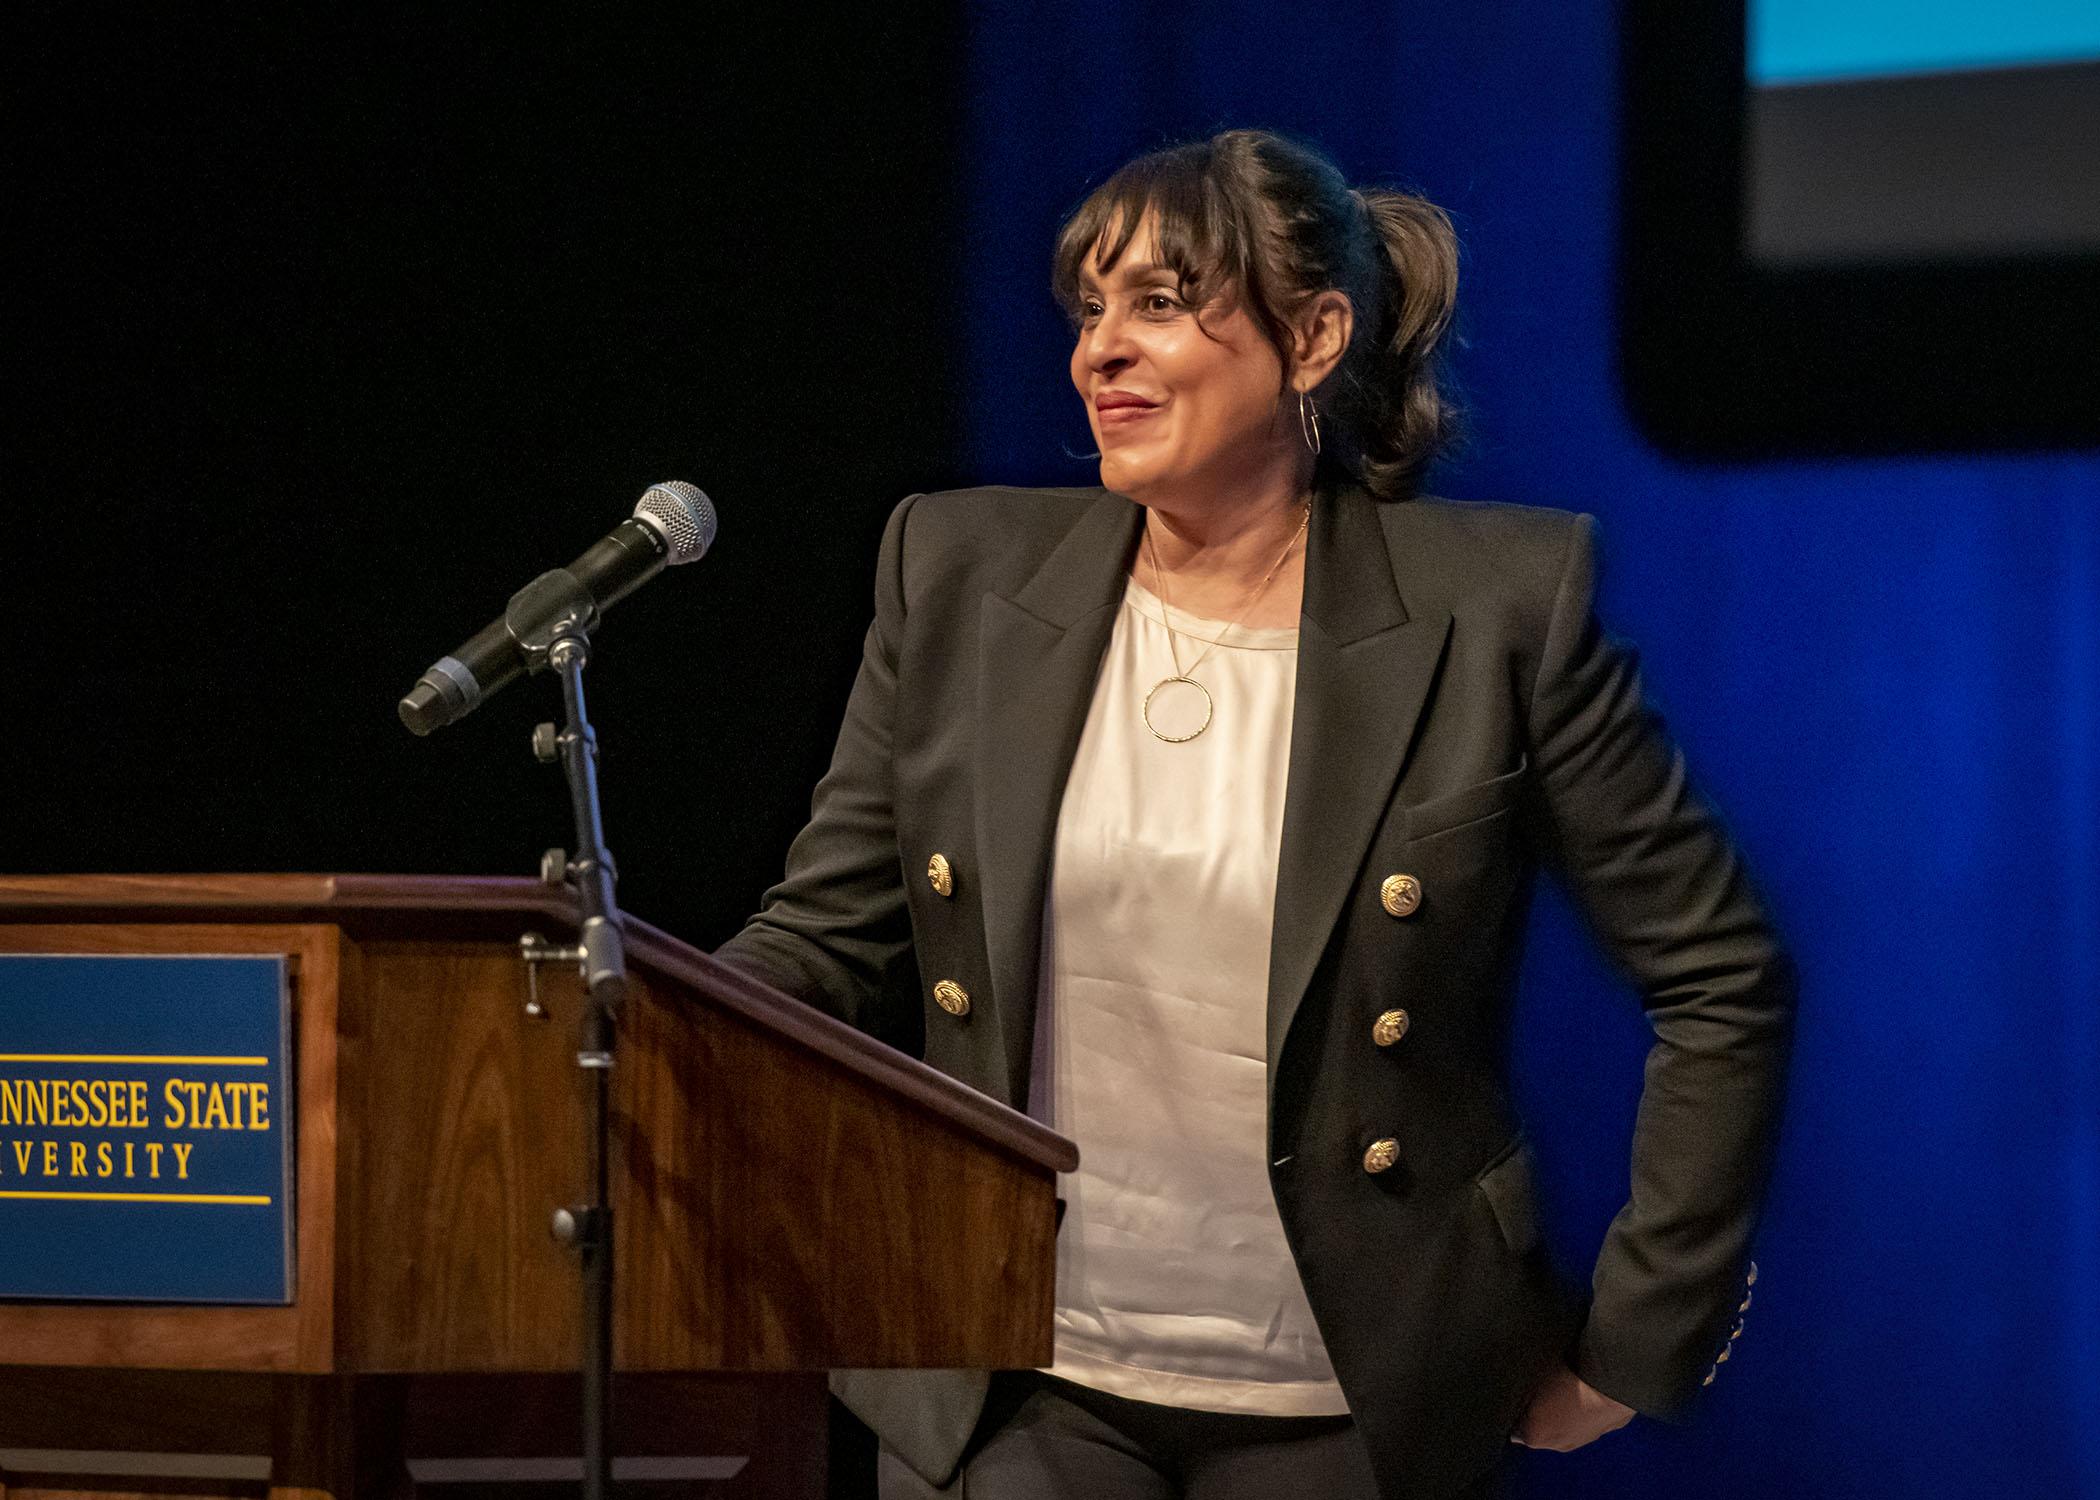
0, 873, 1077, 1175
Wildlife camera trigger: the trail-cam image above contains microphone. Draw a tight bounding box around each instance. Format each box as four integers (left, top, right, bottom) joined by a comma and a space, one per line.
397, 481, 717, 736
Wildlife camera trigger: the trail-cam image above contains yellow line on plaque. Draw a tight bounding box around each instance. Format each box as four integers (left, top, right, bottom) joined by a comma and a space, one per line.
0, 1054, 268, 1066
0, 1189, 272, 1205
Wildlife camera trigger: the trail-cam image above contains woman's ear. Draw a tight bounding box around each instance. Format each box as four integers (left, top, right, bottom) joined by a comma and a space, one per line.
1290, 290, 1354, 393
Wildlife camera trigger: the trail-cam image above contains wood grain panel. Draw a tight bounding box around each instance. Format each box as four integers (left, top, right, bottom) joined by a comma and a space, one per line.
0, 880, 1069, 1385
0, 879, 1074, 1177
0, 876, 571, 923
0, 1366, 275, 1449
616, 968, 1058, 1371
343, 943, 583, 1372
344, 938, 1058, 1373
0, 878, 575, 949
623, 919, 1076, 1176
0, 926, 340, 1373
0, 1366, 275, 1500
0, 875, 347, 907
0, 1370, 380, 1500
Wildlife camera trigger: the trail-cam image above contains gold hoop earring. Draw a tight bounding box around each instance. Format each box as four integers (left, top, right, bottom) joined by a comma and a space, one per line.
1297, 389, 1322, 456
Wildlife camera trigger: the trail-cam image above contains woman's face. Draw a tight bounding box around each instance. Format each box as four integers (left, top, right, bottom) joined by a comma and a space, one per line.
1069, 218, 1293, 505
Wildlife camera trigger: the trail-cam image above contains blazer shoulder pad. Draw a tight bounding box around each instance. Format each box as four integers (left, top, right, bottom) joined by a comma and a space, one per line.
891, 485, 1119, 601
1383, 495, 1591, 618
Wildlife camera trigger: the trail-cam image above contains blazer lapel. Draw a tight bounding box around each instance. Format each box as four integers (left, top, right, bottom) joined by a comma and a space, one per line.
975, 491, 1144, 1107
1268, 486, 1451, 1113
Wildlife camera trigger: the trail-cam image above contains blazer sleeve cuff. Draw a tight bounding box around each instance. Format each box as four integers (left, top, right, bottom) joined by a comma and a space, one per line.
1575, 1257, 1762, 1424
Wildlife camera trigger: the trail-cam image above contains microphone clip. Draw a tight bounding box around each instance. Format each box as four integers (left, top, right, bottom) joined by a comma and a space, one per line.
504, 567, 599, 668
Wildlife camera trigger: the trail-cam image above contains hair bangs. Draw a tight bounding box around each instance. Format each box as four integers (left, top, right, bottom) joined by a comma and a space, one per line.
1052, 143, 1252, 326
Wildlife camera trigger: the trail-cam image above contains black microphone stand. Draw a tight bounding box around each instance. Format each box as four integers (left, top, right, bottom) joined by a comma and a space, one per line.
404, 491, 713, 1494
526, 598, 624, 1500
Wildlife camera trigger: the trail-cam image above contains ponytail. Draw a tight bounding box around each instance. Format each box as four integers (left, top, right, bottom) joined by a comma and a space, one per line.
1333, 189, 1463, 500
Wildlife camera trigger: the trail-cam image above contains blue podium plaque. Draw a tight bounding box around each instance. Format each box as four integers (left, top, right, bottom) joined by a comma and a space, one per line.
0, 954, 294, 1303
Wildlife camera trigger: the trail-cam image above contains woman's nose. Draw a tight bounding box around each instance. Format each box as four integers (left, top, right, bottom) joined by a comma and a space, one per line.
1080, 310, 1135, 374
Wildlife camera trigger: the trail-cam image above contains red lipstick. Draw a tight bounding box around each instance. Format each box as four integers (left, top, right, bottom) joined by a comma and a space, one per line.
1095, 390, 1159, 425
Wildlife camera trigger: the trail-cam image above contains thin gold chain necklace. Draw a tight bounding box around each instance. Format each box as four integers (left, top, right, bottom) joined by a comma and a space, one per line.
1140, 500, 1310, 744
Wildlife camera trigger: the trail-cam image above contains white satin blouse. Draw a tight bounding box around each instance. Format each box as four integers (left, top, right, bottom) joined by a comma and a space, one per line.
1033, 576, 1348, 1416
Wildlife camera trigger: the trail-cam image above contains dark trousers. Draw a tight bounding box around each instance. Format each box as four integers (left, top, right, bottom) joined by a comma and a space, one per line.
876, 1371, 1387, 1500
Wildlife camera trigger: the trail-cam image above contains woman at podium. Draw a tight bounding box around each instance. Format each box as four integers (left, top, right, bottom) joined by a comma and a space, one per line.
719, 128, 1793, 1500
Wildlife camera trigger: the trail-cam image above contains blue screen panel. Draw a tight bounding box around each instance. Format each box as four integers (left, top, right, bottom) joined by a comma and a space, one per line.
1751, 0, 2100, 84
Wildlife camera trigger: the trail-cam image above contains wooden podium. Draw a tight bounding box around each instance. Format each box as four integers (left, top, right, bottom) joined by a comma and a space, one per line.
0, 875, 1074, 1499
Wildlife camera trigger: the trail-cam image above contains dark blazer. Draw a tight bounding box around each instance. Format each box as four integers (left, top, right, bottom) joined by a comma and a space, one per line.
719, 480, 1793, 1500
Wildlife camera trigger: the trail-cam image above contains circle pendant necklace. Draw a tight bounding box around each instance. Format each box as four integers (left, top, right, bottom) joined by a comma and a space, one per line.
1141, 499, 1310, 744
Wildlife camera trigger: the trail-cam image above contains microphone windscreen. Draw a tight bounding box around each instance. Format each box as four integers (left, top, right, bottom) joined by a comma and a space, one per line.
635, 481, 717, 564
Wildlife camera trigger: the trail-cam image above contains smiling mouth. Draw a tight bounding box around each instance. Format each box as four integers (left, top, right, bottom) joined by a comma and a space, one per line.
1095, 398, 1159, 426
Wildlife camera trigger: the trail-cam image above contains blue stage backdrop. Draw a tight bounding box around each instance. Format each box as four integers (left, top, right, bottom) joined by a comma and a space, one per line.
956, 3, 2100, 1497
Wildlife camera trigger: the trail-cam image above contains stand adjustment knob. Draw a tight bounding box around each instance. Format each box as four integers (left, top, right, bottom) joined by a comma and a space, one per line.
550, 1204, 606, 1248
541, 847, 574, 887
532, 721, 560, 763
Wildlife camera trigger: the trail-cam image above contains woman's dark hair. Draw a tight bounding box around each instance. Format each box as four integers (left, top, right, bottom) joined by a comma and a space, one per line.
1052, 129, 1461, 501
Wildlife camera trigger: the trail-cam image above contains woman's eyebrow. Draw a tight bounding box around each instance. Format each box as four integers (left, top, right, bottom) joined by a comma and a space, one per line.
1080, 260, 1178, 289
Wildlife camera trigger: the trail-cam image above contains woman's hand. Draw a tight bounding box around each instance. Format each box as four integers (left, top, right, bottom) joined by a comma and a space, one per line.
1509, 1365, 1636, 1452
